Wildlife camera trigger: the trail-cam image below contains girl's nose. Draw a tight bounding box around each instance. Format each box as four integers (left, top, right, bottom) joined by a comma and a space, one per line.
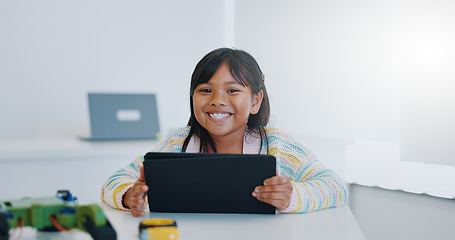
210, 92, 227, 106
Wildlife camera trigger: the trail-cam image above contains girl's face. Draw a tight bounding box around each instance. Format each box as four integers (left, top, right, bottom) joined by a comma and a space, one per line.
193, 62, 263, 141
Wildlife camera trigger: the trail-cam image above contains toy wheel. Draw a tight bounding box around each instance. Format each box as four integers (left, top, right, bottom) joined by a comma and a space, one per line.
76, 205, 116, 240
76, 204, 106, 231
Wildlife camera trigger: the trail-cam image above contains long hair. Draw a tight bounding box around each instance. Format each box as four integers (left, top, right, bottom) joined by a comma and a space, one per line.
182, 48, 270, 153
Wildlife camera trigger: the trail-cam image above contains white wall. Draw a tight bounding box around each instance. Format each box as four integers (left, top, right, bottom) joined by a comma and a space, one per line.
235, 0, 403, 146
400, 0, 455, 166
2, 1, 454, 164
0, 0, 226, 140
235, 0, 455, 167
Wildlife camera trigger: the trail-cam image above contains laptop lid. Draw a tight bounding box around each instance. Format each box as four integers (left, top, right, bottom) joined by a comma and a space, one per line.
143, 152, 276, 214
84, 93, 160, 140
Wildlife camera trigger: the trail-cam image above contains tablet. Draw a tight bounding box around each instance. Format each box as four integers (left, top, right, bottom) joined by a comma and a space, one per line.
143, 152, 276, 214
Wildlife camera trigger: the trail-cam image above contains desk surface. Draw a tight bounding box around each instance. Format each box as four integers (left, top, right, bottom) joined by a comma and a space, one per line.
14, 205, 365, 240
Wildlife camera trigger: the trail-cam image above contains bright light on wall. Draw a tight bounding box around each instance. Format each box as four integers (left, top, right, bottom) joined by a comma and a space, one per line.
400, 0, 455, 166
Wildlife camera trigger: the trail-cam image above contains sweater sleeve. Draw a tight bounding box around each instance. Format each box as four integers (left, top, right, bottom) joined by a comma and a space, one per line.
100, 129, 186, 210
100, 156, 143, 210
266, 129, 348, 214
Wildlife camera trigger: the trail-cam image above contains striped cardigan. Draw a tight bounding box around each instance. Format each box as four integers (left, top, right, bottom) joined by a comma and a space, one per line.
101, 126, 348, 213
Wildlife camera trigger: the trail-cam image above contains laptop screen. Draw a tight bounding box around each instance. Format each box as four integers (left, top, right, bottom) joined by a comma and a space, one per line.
86, 93, 160, 140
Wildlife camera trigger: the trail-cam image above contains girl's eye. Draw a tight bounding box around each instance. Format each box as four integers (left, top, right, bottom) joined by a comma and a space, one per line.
227, 89, 240, 93
199, 89, 211, 93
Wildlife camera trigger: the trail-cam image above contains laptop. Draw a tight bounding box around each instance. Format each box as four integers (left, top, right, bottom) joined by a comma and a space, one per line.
143, 152, 277, 214
81, 93, 160, 141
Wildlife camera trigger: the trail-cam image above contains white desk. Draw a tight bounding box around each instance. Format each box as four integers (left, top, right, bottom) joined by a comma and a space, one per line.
13, 205, 365, 240
1, 139, 364, 239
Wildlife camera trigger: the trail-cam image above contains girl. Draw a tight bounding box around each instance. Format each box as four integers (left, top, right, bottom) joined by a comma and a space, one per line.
101, 48, 348, 216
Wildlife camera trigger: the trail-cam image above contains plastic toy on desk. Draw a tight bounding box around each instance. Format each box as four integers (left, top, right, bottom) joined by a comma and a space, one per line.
0, 190, 116, 240
139, 219, 179, 240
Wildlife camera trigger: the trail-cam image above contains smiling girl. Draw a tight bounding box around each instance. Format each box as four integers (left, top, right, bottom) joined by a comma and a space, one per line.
101, 48, 348, 216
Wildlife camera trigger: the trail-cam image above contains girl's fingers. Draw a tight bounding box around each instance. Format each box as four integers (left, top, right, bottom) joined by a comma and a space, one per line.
124, 183, 148, 215
255, 184, 291, 193
254, 191, 288, 201
132, 197, 145, 205
125, 196, 142, 208
252, 176, 292, 210
263, 176, 289, 185
138, 166, 146, 182
253, 190, 291, 210
131, 208, 146, 217
132, 184, 148, 197
129, 165, 147, 216
127, 195, 147, 216
254, 178, 292, 194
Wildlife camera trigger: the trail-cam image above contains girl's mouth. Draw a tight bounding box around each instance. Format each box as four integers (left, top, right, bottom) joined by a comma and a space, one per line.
207, 112, 231, 120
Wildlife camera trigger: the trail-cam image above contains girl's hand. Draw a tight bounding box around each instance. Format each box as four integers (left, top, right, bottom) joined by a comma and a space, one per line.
252, 175, 293, 211
123, 166, 148, 217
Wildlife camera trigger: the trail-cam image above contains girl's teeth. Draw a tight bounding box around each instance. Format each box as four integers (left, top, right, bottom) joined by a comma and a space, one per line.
210, 113, 229, 119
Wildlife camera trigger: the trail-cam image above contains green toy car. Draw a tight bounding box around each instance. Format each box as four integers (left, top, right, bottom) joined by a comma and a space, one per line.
0, 190, 116, 240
